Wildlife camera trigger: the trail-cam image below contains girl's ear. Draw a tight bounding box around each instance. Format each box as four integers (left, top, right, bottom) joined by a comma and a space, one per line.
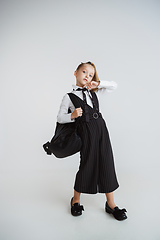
74, 70, 77, 77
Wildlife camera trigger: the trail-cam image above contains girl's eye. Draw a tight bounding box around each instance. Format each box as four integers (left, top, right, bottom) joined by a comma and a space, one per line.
83, 71, 86, 73
89, 75, 92, 78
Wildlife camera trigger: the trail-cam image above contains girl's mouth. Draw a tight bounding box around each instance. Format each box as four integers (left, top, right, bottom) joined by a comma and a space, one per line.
84, 79, 88, 81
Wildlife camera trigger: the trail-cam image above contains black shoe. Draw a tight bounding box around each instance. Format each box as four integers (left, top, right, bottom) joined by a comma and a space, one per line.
71, 197, 84, 216
105, 202, 127, 221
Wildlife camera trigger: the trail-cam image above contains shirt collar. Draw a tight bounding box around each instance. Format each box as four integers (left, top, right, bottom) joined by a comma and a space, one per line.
72, 84, 86, 91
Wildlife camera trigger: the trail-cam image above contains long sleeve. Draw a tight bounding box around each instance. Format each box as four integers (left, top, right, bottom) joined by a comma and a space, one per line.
57, 94, 75, 123
97, 80, 118, 95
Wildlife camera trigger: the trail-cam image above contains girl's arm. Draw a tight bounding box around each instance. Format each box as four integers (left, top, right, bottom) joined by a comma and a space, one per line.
87, 80, 117, 94
98, 80, 118, 92
57, 94, 75, 124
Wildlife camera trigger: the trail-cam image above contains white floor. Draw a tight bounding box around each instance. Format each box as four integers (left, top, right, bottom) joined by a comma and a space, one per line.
0, 164, 160, 240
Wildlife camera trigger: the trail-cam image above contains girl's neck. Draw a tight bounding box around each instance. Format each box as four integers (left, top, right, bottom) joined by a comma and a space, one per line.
76, 82, 86, 88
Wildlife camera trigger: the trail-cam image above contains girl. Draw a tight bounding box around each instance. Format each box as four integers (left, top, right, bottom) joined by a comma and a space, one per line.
57, 61, 127, 221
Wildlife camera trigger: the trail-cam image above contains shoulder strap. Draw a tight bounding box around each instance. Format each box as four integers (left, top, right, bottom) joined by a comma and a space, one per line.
67, 93, 81, 125
67, 93, 81, 109
90, 91, 99, 111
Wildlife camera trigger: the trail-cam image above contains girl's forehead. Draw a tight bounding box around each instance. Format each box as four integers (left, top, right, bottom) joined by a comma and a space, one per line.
80, 64, 95, 73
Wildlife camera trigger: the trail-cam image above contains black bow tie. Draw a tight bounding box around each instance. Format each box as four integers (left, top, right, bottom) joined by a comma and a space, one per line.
76, 87, 88, 92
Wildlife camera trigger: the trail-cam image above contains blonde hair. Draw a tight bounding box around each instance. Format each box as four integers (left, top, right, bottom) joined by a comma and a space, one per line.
76, 61, 99, 92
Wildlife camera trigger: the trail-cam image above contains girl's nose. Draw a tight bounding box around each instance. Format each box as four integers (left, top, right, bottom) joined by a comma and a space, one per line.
86, 74, 89, 78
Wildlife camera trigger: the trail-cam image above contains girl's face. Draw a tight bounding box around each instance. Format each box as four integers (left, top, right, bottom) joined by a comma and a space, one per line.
74, 64, 95, 87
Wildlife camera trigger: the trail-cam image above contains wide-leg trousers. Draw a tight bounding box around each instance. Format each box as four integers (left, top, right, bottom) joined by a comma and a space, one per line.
74, 116, 119, 194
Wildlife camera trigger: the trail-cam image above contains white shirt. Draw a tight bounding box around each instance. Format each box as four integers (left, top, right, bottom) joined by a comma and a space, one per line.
57, 80, 117, 123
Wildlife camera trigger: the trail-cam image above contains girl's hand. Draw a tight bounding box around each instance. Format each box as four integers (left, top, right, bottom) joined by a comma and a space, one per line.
85, 81, 100, 90
71, 107, 83, 120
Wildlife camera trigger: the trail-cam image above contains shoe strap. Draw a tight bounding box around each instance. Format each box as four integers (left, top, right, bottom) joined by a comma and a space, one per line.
72, 203, 84, 211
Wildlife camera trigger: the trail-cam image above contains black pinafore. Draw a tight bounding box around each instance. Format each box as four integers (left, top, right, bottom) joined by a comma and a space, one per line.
68, 91, 119, 194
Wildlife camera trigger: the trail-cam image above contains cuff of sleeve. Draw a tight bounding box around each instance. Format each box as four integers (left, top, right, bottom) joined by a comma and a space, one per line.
98, 80, 118, 89
57, 113, 75, 124
64, 113, 75, 123
68, 113, 75, 122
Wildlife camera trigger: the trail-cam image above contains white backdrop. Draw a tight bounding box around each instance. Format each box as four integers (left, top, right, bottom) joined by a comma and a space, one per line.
0, 1, 160, 240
